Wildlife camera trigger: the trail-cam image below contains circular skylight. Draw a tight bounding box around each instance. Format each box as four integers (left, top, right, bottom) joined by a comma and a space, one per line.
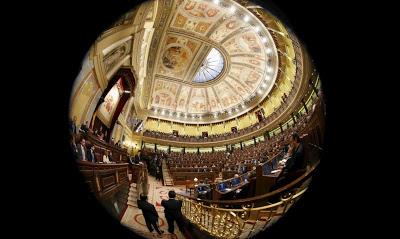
193, 48, 224, 83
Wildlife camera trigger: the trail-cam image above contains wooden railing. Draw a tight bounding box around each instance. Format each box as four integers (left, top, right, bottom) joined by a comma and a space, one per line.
82, 131, 129, 163
77, 161, 130, 219
78, 161, 130, 199
131, 163, 149, 196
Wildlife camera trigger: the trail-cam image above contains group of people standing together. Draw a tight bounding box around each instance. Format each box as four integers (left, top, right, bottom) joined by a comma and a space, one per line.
137, 190, 185, 237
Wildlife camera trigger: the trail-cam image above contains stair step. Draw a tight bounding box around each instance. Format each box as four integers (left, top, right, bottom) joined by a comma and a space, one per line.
127, 202, 137, 207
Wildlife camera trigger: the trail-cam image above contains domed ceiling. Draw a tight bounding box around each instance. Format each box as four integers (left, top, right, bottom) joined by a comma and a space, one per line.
147, 0, 279, 122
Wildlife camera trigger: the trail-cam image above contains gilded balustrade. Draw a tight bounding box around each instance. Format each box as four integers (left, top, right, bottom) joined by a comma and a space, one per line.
176, 186, 308, 239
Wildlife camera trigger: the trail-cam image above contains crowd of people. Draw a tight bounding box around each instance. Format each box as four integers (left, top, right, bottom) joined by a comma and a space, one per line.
143, 101, 315, 143
69, 118, 127, 164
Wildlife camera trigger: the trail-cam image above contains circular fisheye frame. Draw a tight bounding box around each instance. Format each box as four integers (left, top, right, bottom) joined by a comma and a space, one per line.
68, 0, 325, 238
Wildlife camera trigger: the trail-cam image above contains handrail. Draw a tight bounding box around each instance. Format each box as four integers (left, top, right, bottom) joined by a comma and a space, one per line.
175, 165, 314, 239
177, 160, 319, 205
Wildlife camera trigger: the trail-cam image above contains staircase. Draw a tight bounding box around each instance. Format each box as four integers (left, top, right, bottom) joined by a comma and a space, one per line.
162, 159, 174, 186
127, 183, 139, 207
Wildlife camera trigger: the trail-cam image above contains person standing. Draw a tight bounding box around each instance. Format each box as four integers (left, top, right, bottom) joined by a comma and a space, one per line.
134, 150, 141, 164
137, 194, 164, 236
69, 116, 77, 135
161, 191, 185, 234
87, 144, 96, 163
155, 165, 162, 182
77, 137, 87, 161
70, 134, 78, 160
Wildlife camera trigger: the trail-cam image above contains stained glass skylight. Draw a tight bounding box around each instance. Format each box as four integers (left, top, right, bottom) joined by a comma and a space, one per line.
193, 48, 224, 83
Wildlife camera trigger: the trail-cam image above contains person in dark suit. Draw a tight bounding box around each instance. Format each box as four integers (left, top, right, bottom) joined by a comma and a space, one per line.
80, 121, 89, 133
134, 150, 141, 164
86, 144, 96, 163
137, 194, 164, 236
271, 132, 306, 192
161, 191, 185, 234
283, 132, 305, 175
155, 165, 162, 182
69, 116, 77, 134
70, 134, 78, 160
76, 137, 87, 161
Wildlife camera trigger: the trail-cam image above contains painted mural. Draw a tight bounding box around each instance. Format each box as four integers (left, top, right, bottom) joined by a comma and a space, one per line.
70, 71, 99, 123
210, 15, 248, 43
112, 8, 136, 27
206, 87, 222, 112
151, 79, 180, 110
97, 79, 123, 127
158, 34, 200, 79
148, 0, 278, 116
103, 39, 132, 73
213, 81, 240, 109
227, 76, 250, 96
162, 46, 190, 72
187, 88, 207, 113
223, 31, 263, 55
229, 66, 263, 93
171, 0, 223, 36
231, 54, 266, 70
176, 85, 191, 112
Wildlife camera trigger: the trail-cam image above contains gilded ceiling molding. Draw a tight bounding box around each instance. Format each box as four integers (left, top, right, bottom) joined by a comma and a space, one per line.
145, 0, 176, 109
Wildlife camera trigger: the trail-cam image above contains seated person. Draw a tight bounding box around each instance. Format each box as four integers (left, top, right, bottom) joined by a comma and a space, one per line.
217, 182, 228, 192
103, 151, 110, 163
108, 151, 113, 162
271, 132, 306, 191
243, 174, 249, 183
231, 174, 241, 187
196, 185, 210, 198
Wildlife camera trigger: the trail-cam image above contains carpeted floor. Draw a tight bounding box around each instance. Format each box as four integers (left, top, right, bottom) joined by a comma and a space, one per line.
121, 176, 188, 239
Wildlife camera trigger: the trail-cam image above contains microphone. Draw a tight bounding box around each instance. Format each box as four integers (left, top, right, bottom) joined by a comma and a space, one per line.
308, 143, 323, 151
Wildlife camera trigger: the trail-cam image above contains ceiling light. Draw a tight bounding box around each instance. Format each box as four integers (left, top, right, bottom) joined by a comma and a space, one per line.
161, 110, 165, 115
267, 67, 273, 73
266, 48, 272, 54
124, 90, 130, 94
213, 0, 220, 5
254, 26, 260, 32
184, 114, 188, 119
244, 15, 250, 22
262, 37, 267, 43
265, 75, 271, 81
229, 6, 236, 13
262, 83, 267, 88
258, 90, 263, 95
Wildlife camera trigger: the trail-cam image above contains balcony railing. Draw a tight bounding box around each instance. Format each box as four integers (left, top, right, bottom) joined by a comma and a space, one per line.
176, 160, 319, 239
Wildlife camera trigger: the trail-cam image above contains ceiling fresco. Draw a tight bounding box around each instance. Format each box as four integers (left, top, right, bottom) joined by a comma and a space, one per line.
148, 0, 279, 121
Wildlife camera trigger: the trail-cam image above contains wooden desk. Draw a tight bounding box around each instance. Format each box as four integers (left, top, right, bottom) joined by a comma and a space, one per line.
186, 183, 196, 196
